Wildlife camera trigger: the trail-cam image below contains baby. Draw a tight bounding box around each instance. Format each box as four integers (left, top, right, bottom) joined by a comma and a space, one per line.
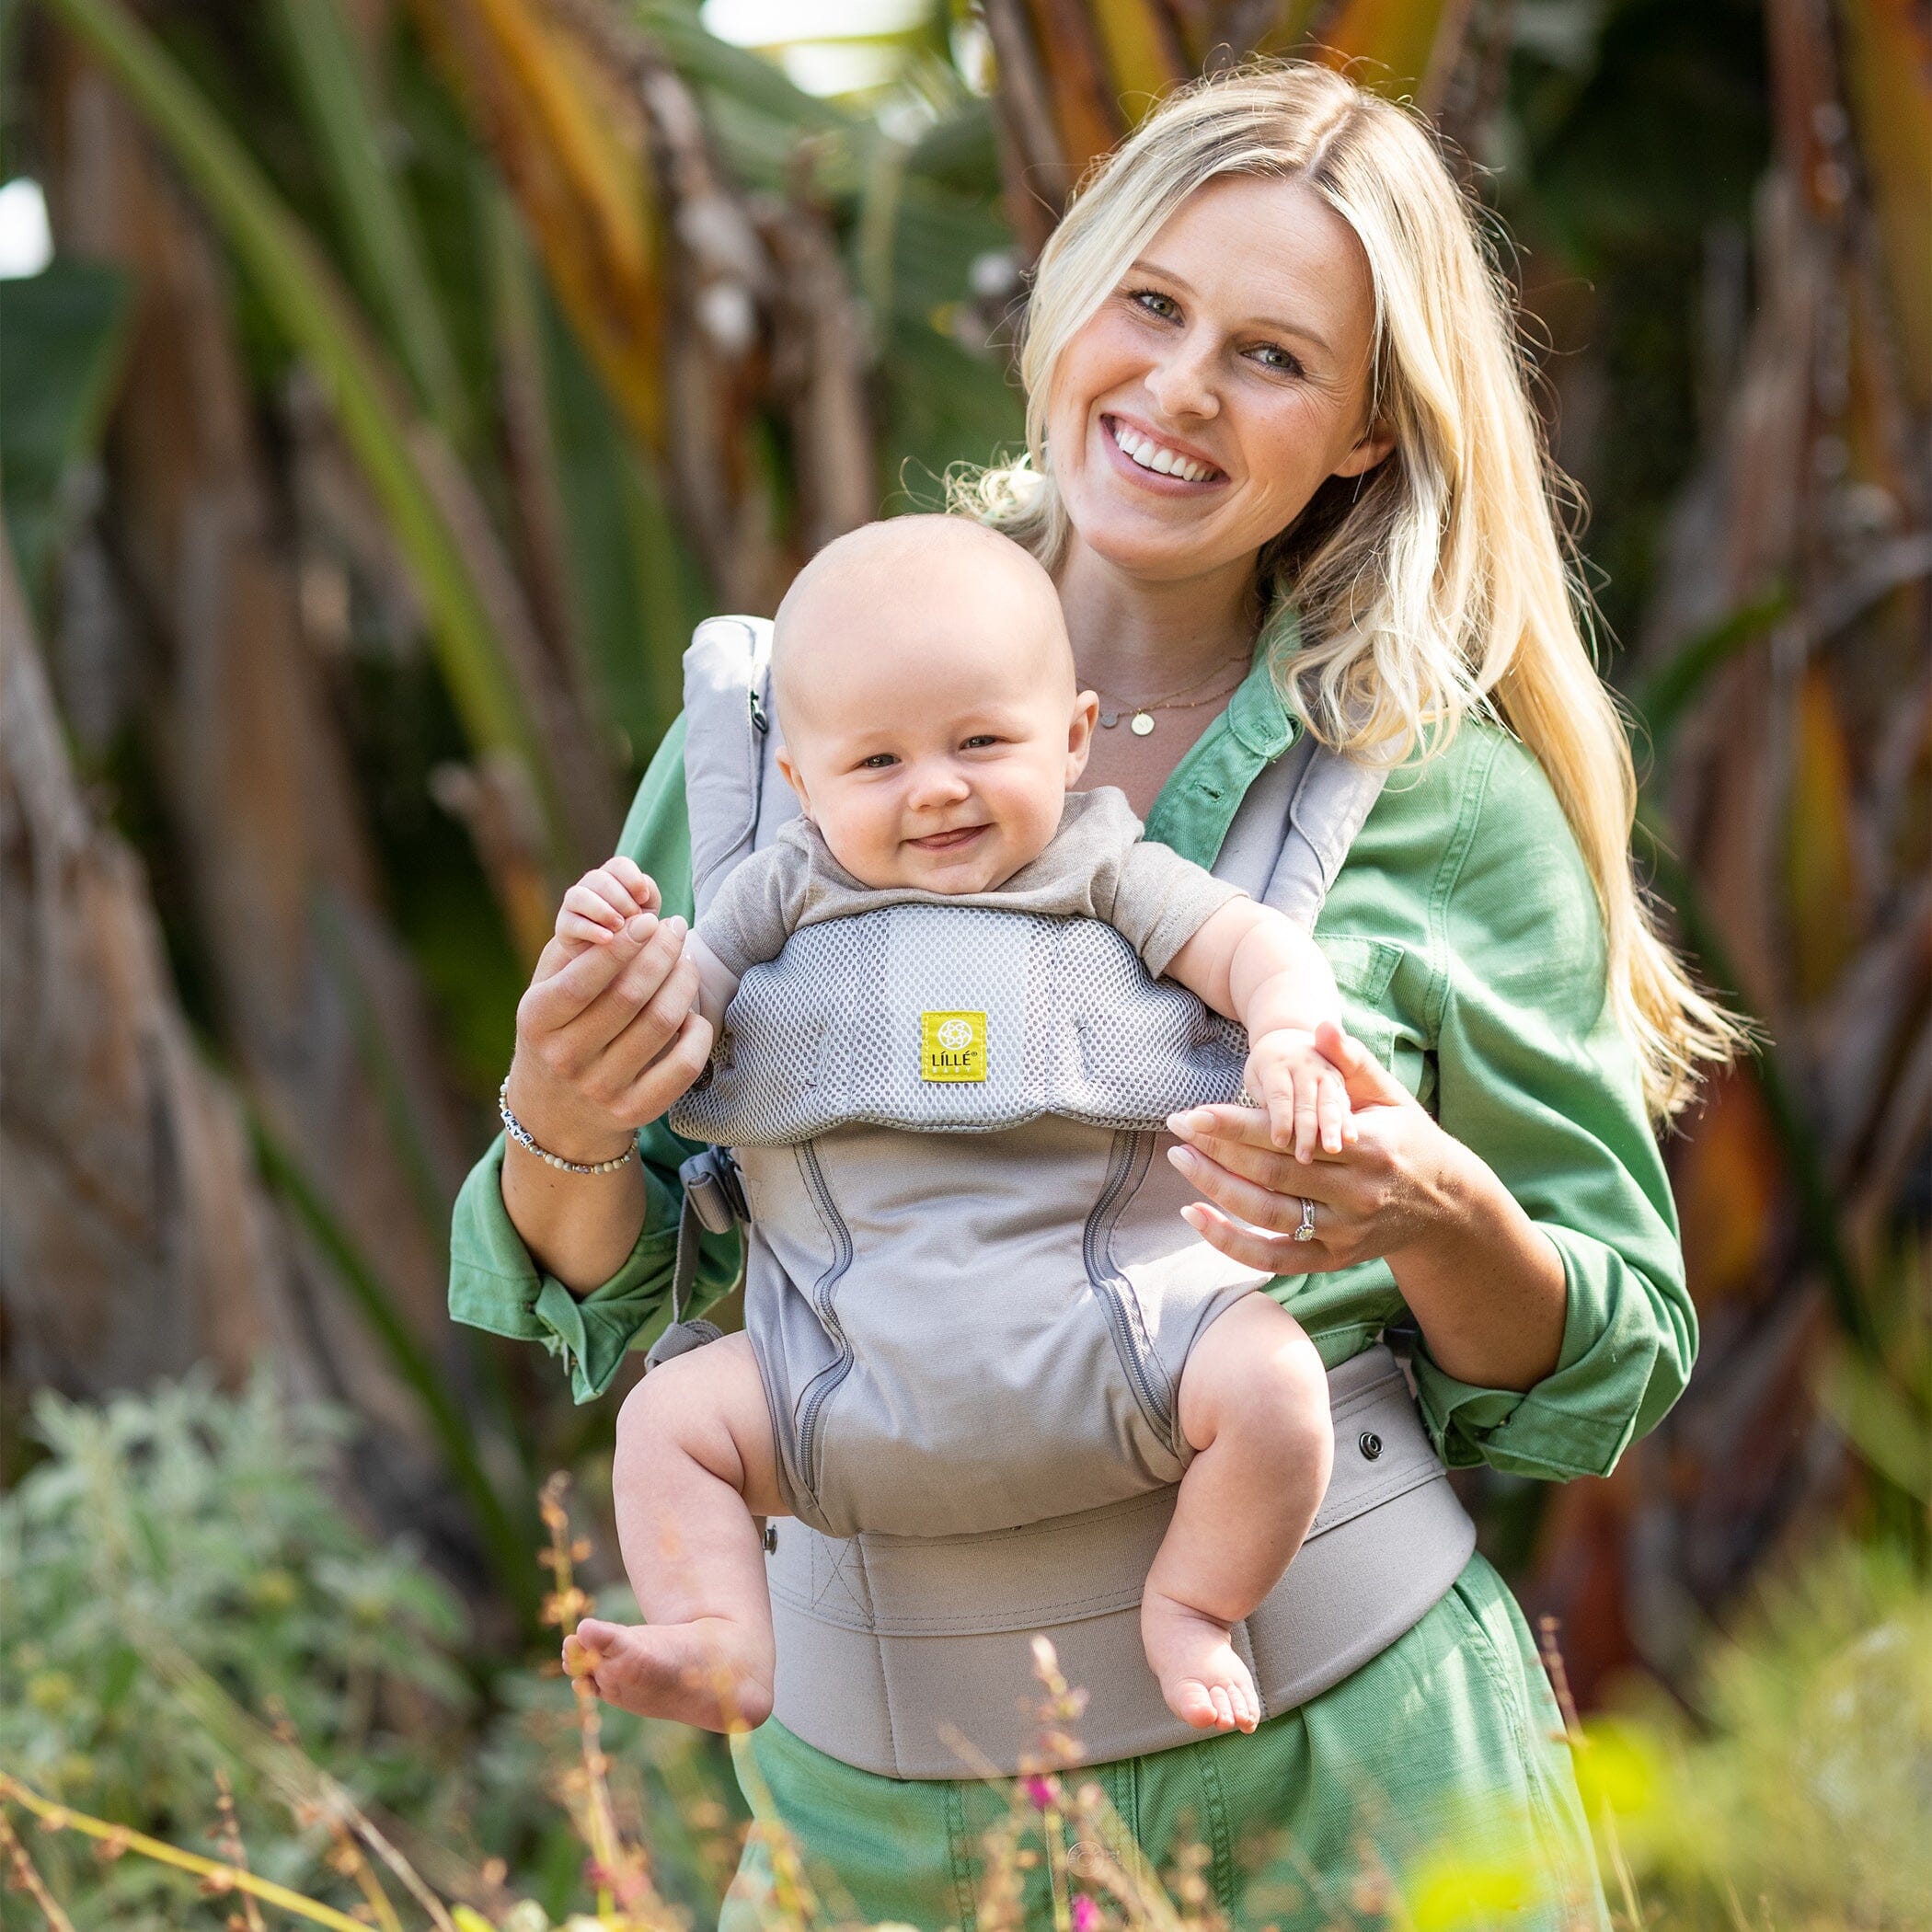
564, 518, 1347, 1739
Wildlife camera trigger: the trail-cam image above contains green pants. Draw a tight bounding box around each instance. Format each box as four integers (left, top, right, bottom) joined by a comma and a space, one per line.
721, 1555, 1607, 1930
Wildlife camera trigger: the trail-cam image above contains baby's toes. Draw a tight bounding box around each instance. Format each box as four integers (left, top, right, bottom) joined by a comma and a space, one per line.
568, 1619, 638, 1691
1171, 1678, 1225, 1731
1233, 1677, 1260, 1734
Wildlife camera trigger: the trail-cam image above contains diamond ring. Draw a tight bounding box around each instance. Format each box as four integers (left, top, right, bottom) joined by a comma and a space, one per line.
1294, 1197, 1317, 1243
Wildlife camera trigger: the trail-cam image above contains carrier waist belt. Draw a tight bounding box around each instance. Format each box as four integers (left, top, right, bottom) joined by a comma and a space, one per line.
762, 1343, 1475, 1779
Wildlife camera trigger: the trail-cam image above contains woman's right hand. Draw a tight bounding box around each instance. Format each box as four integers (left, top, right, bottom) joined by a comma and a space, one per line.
498, 873, 716, 1294
505, 893, 715, 1165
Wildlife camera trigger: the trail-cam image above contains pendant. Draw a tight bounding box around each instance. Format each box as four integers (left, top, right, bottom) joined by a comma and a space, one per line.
1098, 709, 1121, 730
1130, 711, 1156, 736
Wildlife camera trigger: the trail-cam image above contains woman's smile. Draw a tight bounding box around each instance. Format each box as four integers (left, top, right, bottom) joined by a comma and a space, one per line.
1099, 412, 1227, 489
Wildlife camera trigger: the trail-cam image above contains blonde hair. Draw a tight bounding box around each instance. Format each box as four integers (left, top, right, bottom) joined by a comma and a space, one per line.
957, 62, 1738, 1118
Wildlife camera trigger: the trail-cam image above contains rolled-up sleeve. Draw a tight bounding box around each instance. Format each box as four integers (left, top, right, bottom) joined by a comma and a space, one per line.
446, 716, 744, 1401
1409, 734, 1695, 1479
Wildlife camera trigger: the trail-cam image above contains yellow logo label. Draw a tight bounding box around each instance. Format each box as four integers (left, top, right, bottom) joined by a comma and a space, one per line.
921, 1010, 987, 1083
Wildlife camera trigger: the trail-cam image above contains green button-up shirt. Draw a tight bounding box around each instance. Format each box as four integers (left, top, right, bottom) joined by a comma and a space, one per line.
448, 650, 1692, 1487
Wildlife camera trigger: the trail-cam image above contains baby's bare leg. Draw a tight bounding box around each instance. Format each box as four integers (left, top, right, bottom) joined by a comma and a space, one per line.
566, 1332, 784, 1732
1141, 1294, 1334, 1733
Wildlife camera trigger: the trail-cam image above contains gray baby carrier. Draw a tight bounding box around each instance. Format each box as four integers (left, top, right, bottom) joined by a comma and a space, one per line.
661, 616, 1476, 1779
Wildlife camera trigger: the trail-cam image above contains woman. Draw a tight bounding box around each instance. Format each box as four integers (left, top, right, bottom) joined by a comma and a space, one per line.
452, 63, 1731, 1927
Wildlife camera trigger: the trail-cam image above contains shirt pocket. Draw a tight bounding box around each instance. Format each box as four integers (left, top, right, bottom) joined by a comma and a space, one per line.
1317, 935, 1404, 1073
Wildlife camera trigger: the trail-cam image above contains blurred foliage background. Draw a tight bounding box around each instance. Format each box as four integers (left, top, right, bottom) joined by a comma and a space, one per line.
0, 0, 1927, 1926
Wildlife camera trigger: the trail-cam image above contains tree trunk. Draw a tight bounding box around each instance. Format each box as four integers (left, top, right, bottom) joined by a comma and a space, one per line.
0, 520, 301, 1399
30, 44, 477, 1484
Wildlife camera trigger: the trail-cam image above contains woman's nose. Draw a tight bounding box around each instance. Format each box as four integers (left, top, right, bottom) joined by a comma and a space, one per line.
1143, 334, 1220, 421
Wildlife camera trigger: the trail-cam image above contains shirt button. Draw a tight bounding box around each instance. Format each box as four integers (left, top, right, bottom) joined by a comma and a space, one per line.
1358, 1432, 1384, 1461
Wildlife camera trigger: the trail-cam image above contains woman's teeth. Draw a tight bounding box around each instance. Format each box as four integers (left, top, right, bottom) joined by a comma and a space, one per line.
1110, 420, 1217, 483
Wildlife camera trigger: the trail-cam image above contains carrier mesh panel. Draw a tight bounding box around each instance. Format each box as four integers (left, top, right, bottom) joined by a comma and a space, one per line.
671, 906, 1248, 1146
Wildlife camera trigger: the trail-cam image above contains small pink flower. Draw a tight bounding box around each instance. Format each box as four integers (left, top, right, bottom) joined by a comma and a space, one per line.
1071, 1893, 1101, 1932
1022, 1775, 1055, 1811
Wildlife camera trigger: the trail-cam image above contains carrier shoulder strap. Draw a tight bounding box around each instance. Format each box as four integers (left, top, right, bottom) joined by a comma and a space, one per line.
683, 615, 797, 920
652, 617, 785, 1357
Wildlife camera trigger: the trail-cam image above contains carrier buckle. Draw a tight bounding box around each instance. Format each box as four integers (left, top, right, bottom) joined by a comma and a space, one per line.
679, 1144, 747, 1234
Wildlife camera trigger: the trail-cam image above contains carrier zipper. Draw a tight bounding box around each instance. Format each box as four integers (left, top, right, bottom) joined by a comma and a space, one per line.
1083, 1131, 1175, 1440
792, 1140, 856, 1493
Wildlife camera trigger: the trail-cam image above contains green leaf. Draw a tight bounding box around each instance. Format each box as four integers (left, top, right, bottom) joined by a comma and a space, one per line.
41, 0, 575, 876
1820, 1350, 1932, 1505
97, 1642, 141, 1712
247, 1110, 539, 1626
0, 257, 132, 613
537, 265, 700, 765
1626, 587, 1788, 751
270, 0, 473, 445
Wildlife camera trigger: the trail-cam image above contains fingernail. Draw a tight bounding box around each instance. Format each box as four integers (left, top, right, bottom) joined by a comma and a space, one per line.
663, 914, 686, 937
1167, 1144, 1198, 1172
625, 914, 655, 940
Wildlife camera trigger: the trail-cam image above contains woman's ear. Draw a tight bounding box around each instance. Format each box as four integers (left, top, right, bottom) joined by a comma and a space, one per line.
775, 743, 811, 814
1066, 690, 1099, 784
1331, 422, 1397, 480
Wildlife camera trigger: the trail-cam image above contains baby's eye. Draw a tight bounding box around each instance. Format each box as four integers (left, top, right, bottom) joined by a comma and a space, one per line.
857, 752, 899, 770
960, 734, 1002, 751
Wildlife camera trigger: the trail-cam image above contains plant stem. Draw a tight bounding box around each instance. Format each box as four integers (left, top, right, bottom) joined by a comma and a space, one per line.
0, 1805, 79, 1932
0, 1777, 375, 1932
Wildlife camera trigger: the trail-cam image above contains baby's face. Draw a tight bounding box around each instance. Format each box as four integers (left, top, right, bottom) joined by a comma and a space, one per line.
776, 610, 1095, 895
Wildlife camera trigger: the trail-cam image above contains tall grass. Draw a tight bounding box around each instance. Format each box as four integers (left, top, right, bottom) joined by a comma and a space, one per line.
4, 1386, 1925, 1930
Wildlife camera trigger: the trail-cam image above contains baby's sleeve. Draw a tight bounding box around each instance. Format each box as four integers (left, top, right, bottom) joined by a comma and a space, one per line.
1111, 840, 1247, 980
691, 837, 811, 981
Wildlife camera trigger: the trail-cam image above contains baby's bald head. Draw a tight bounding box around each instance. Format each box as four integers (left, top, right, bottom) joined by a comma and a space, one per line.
772, 517, 1073, 730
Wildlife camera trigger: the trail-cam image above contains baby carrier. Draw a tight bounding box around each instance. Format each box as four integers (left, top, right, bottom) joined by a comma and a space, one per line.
661, 616, 1477, 1778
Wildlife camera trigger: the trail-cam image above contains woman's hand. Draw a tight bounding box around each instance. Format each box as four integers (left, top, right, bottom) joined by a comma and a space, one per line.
499, 857, 714, 1294
507, 859, 713, 1166
1167, 1023, 1568, 1391
1169, 1024, 1446, 1275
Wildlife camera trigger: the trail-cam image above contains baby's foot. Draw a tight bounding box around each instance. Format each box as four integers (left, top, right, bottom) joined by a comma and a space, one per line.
565, 1616, 774, 1733
1141, 1592, 1261, 1734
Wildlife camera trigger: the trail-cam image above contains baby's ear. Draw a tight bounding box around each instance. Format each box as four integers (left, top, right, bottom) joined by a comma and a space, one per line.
775, 743, 811, 811
1066, 690, 1099, 781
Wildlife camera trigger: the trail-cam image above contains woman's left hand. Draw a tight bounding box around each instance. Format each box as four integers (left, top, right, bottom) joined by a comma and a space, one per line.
1169, 1020, 1569, 1388
1167, 1021, 1459, 1276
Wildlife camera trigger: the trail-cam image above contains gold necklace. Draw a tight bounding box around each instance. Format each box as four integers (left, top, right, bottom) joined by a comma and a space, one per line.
1093, 654, 1248, 737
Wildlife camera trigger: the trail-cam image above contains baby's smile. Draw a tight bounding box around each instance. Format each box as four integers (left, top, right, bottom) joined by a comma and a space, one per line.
904, 823, 991, 854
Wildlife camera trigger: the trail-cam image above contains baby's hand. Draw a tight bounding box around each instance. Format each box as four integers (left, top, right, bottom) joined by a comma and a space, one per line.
1246, 1027, 1355, 1162
554, 857, 661, 955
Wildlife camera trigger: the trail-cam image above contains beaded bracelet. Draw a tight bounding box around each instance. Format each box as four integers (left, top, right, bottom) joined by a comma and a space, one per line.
498, 1079, 638, 1175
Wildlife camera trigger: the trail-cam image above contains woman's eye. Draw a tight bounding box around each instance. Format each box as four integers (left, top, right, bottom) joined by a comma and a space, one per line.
1250, 343, 1305, 378
1130, 288, 1180, 322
